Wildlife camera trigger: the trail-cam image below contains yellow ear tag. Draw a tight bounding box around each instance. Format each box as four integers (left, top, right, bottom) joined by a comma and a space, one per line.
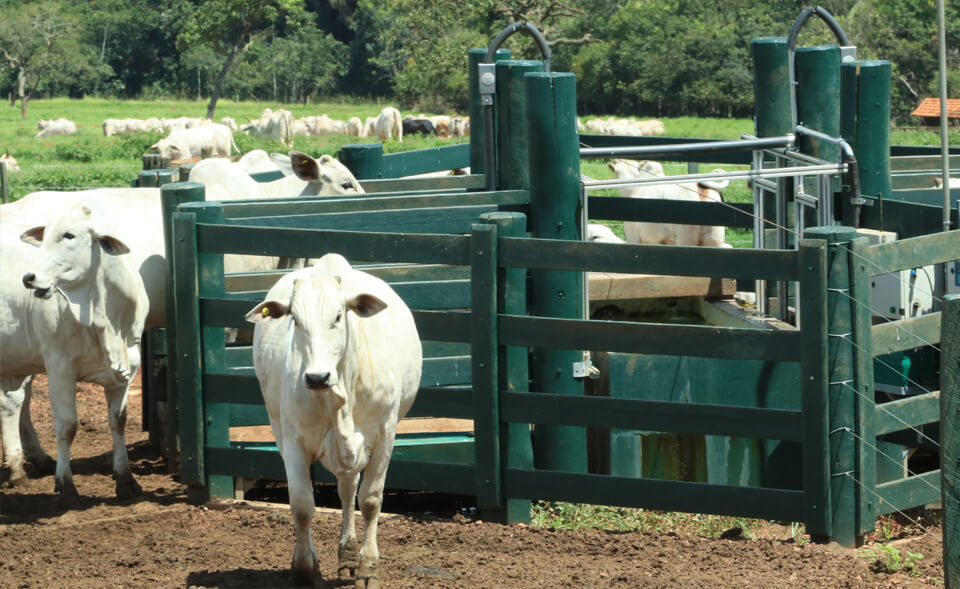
262, 307, 270, 317
302, 159, 310, 166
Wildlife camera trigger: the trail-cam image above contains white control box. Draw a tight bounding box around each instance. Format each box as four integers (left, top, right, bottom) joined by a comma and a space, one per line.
948, 260, 960, 296
857, 229, 937, 320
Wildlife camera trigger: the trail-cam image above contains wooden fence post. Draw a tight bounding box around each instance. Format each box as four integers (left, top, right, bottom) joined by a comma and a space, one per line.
525, 71, 586, 473
805, 225, 861, 546
942, 295, 959, 588
795, 45, 841, 163
480, 211, 533, 524
752, 37, 792, 139
159, 182, 206, 473
495, 60, 543, 191
339, 143, 384, 180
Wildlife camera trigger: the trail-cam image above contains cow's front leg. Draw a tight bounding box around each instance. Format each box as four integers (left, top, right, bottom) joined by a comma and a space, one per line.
281, 438, 319, 586
337, 471, 361, 579
355, 431, 396, 589
104, 376, 140, 499
46, 361, 80, 504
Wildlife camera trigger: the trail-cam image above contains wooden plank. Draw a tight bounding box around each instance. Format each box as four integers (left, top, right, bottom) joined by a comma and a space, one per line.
588, 196, 755, 229
500, 391, 803, 441
223, 204, 499, 234
861, 198, 960, 239
361, 174, 485, 193
196, 224, 472, 265
871, 313, 942, 356
470, 224, 501, 509
406, 387, 474, 419
889, 154, 960, 172
421, 356, 473, 386
588, 272, 735, 300
498, 314, 803, 361
499, 236, 800, 281
504, 468, 805, 521
798, 238, 831, 538
380, 143, 471, 178
875, 471, 942, 515
941, 295, 959, 588
874, 391, 941, 436
578, 135, 754, 165
866, 229, 960, 272
219, 188, 527, 218
413, 310, 471, 343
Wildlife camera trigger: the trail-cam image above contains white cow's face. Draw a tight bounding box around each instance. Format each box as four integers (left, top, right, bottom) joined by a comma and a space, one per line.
246, 272, 386, 402
608, 159, 664, 180
20, 204, 129, 298
289, 151, 364, 196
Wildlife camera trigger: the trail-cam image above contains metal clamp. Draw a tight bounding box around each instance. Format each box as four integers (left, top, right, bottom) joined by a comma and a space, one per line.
478, 63, 496, 106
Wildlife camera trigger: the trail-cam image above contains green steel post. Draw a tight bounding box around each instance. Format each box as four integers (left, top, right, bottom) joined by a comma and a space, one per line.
751, 37, 792, 138
469, 48, 511, 174
495, 60, 544, 191
849, 237, 878, 536
856, 61, 893, 201
193, 204, 230, 498
798, 237, 830, 538
142, 153, 160, 170
471, 223, 502, 512
160, 182, 206, 472
942, 295, 959, 588
805, 226, 861, 547
339, 143, 384, 180
525, 72, 586, 473
480, 211, 533, 524
156, 169, 178, 186
795, 45, 841, 162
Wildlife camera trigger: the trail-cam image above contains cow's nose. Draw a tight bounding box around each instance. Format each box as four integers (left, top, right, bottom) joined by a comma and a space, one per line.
305, 372, 331, 389
22, 272, 35, 288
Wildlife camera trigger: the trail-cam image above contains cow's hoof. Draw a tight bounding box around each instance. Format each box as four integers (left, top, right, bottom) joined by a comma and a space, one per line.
338, 539, 359, 579
29, 454, 56, 475
55, 480, 80, 508
355, 575, 380, 589
115, 474, 142, 499
291, 561, 318, 587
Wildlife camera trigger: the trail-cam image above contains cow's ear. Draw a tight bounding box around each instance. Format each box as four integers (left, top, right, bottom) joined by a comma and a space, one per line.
345, 293, 387, 318
148, 143, 159, 152
289, 151, 319, 182
97, 234, 130, 255
20, 226, 44, 247
245, 300, 290, 323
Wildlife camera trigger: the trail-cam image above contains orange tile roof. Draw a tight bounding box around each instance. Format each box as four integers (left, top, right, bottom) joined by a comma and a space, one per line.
911, 97, 960, 118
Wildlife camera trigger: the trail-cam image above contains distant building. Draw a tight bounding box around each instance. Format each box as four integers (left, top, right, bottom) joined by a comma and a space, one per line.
910, 98, 960, 126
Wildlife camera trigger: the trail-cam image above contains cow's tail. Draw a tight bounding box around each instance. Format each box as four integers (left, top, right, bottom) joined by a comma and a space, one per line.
230, 133, 240, 156
699, 169, 729, 193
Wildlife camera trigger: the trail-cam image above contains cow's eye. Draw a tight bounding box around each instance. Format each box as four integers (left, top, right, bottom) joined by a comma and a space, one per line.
333, 311, 342, 326
62, 232, 75, 240
341, 181, 354, 191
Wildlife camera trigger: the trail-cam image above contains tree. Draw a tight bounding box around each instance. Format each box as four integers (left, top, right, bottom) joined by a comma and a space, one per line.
0, 2, 90, 118
178, 0, 305, 119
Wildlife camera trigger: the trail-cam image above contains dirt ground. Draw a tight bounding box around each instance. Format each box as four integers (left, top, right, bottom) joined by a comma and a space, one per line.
0, 375, 946, 588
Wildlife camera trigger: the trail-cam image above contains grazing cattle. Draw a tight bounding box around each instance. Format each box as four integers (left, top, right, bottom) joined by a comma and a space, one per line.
608, 159, 730, 247
245, 253, 422, 587
233, 149, 286, 175
242, 108, 296, 146
0, 202, 149, 500
375, 107, 403, 142
586, 223, 625, 243
34, 118, 77, 139
363, 116, 377, 139
1, 149, 19, 173
933, 177, 960, 188
347, 117, 363, 137
634, 119, 666, 136
1, 152, 362, 328
221, 116, 239, 132
428, 115, 451, 138
401, 116, 435, 137
149, 123, 238, 162
103, 118, 162, 137
450, 116, 469, 138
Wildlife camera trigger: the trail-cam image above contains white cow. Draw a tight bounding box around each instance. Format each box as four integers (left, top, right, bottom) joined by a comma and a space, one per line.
1, 149, 19, 173
233, 149, 286, 175
149, 123, 238, 162
221, 116, 239, 132
933, 177, 960, 188
242, 108, 295, 146
586, 223, 625, 243
34, 118, 77, 139
375, 107, 403, 142
0, 201, 149, 500
347, 116, 363, 137
362, 116, 377, 139
1, 152, 363, 328
245, 253, 422, 587
608, 159, 730, 247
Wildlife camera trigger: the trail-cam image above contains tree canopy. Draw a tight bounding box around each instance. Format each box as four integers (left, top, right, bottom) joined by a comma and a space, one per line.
0, 0, 955, 121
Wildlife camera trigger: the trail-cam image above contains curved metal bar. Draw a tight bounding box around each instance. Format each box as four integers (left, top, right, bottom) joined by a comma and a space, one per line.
481, 22, 553, 190
787, 6, 851, 129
